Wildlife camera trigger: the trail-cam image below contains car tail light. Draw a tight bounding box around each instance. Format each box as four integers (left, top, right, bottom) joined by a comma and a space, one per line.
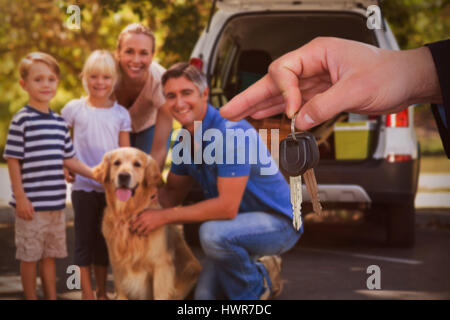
189, 57, 204, 71
385, 108, 412, 162
386, 108, 409, 127
386, 154, 412, 163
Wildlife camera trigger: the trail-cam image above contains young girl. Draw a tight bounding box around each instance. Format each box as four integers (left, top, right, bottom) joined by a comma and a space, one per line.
62, 50, 131, 300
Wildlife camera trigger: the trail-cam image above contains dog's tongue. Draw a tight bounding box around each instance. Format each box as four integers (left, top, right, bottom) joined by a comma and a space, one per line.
116, 188, 132, 202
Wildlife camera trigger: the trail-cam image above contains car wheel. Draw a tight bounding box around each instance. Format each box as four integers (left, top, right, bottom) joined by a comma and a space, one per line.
386, 201, 415, 248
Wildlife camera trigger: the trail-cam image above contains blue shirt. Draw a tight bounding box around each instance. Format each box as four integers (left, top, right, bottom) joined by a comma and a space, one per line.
171, 105, 294, 221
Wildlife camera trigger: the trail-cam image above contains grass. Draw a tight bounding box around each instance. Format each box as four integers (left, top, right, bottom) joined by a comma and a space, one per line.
420, 155, 450, 174
418, 188, 450, 193
419, 135, 446, 155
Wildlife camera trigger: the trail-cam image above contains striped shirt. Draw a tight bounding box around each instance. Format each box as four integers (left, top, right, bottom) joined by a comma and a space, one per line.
3, 105, 76, 211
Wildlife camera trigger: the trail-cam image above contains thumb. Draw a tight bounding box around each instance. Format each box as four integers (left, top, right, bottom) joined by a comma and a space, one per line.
295, 77, 363, 130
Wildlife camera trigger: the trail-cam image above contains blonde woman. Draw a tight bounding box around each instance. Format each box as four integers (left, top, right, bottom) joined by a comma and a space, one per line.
61, 50, 131, 300
114, 23, 172, 170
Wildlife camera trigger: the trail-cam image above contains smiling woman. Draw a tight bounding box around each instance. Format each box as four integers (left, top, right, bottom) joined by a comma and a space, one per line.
114, 23, 173, 170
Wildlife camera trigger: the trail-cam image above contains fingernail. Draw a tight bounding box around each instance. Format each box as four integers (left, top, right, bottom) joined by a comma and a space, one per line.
287, 109, 294, 119
304, 113, 315, 125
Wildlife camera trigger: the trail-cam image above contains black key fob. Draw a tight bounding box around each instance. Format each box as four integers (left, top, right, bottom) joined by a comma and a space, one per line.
279, 132, 320, 176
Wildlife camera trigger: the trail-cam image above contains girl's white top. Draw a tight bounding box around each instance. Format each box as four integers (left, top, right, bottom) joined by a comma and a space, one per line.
61, 97, 132, 192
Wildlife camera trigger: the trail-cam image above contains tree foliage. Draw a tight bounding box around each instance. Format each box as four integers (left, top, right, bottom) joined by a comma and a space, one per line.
383, 0, 450, 49
0, 0, 449, 152
0, 0, 211, 149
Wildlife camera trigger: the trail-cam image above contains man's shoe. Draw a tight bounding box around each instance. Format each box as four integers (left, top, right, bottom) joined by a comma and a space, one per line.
259, 255, 283, 300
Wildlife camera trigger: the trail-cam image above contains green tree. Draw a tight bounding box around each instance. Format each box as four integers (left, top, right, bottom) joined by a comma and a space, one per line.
383, 0, 450, 49
382, 0, 450, 155
1, 0, 449, 156
0, 0, 211, 154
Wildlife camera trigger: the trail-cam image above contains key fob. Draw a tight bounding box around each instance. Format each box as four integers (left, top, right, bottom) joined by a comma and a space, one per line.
279, 132, 320, 176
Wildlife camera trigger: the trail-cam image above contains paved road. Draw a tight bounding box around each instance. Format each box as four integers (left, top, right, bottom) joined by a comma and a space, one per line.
1, 207, 449, 300
1, 167, 449, 300
280, 215, 450, 300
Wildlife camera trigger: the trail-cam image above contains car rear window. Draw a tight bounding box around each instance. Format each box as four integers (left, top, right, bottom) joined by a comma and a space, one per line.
208, 12, 381, 162
209, 12, 377, 106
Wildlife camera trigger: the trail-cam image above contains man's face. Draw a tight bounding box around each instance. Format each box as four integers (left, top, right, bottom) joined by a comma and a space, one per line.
163, 76, 208, 131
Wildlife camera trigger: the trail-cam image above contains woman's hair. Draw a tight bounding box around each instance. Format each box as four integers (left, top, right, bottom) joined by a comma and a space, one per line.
116, 23, 155, 53
161, 62, 207, 94
80, 50, 119, 95
19, 52, 60, 79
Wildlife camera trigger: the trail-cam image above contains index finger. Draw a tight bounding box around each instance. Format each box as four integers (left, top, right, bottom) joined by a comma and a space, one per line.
219, 74, 281, 121
220, 39, 330, 121
267, 40, 331, 118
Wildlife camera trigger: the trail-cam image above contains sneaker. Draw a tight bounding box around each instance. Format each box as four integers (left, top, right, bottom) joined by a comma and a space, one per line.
259, 255, 283, 300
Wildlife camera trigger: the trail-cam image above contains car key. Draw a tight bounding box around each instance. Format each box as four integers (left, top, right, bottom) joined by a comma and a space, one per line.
299, 125, 322, 216
303, 168, 323, 216
290, 173, 303, 231
280, 114, 322, 230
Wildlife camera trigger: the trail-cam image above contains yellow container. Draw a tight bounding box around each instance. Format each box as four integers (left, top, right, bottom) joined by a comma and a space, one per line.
334, 121, 376, 160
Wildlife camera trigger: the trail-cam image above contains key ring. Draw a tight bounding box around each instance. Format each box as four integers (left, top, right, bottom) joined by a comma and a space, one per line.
291, 113, 298, 141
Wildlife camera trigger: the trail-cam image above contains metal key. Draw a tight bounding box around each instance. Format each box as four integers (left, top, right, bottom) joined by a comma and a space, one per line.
290, 174, 303, 231
280, 114, 322, 230
290, 113, 322, 216
303, 168, 323, 216
290, 114, 302, 230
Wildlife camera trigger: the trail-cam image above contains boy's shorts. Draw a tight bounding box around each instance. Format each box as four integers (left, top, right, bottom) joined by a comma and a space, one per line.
15, 210, 67, 262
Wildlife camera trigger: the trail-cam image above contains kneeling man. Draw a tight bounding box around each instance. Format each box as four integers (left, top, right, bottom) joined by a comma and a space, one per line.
131, 62, 302, 300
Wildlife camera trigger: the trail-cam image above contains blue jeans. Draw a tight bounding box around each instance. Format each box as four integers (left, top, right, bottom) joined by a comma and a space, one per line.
130, 125, 155, 154
195, 211, 302, 300
130, 125, 172, 154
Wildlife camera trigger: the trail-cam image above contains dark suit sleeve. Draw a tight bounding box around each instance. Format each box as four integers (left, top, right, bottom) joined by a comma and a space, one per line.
426, 39, 450, 158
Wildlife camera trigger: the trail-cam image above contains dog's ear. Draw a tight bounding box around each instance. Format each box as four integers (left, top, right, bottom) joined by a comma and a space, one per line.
93, 152, 111, 184
144, 156, 162, 188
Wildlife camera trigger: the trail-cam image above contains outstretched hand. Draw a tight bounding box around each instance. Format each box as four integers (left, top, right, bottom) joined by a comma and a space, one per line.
220, 37, 441, 130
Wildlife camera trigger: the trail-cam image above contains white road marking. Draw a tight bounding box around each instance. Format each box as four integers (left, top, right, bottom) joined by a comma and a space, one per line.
355, 289, 450, 300
415, 192, 450, 208
299, 247, 423, 265
419, 174, 450, 189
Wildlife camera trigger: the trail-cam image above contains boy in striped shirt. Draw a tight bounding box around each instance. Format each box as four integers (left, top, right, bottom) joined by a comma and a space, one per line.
3, 52, 94, 300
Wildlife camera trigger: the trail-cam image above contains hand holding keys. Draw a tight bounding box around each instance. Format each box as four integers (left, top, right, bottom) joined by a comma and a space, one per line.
280, 114, 323, 231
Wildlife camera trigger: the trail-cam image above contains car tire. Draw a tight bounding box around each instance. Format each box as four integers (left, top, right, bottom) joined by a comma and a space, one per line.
386, 201, 415, 248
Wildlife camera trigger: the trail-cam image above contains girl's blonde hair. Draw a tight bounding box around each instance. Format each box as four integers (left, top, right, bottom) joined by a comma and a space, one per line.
80, 50, 118, 95
116, 23, 155, 53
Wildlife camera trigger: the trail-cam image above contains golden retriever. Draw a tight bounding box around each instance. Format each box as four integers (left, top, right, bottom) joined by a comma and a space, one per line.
93, 147, 201, 300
